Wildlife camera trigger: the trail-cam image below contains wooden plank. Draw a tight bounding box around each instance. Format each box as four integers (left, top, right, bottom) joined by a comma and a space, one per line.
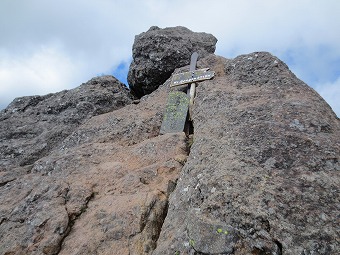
188, 52, 198, 120
160, 91, 189, 134
190, 52, 199, 72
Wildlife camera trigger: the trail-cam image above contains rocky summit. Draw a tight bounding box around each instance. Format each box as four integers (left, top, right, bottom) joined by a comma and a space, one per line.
0, 26, 339, 255
128, 26, 217, 98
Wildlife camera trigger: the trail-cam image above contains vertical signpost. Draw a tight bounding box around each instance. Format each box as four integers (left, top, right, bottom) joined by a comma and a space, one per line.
188, 52, 198, 119
160, 52, 214, 134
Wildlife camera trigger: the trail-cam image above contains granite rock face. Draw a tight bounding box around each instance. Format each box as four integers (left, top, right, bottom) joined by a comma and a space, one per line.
128, 26, 217, 97
153, 53, 340, 255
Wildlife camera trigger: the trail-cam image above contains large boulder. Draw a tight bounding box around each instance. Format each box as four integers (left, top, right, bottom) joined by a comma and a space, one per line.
127, 26, 217, 97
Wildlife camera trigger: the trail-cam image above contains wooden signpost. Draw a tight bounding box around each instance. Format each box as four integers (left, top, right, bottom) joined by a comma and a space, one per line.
187, 52, 199, 121
159, 91, 189, 134
160, 52, 215, 134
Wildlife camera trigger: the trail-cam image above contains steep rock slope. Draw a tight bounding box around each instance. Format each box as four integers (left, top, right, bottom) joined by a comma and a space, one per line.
0, 76, 188, 254
154, 53, 340, 255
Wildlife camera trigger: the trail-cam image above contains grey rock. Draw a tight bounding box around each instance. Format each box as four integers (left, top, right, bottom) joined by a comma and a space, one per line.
153, 53, 340, 255
128, 26, 217, 97
0, 75, 133, 169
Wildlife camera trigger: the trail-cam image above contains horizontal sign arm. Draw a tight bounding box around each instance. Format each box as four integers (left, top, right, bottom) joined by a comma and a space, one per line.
170, 69, 215, 87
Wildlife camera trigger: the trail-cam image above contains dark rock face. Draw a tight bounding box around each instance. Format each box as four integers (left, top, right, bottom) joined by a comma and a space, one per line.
128, 26, 217, 97
0, 75, 133, 169
153, 53, 340, 255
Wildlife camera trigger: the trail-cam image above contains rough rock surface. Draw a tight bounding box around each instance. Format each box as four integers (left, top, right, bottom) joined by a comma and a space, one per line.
154, 53, 340, 255
1, 29, 339, 255
0, 74, 188, 254
128, 26, 217, 98
0, 75, 133, 169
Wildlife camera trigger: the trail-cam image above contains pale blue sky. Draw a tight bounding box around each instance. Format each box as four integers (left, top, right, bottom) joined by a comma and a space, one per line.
0, 0, 339, 116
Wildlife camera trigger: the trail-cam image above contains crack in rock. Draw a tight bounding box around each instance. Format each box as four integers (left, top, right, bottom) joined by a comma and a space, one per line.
0, 178, 16, 187
129, 190, 173, 254
56, 190, 95, 254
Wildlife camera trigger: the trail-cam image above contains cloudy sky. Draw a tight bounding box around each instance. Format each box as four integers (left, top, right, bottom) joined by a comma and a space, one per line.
1, 0, 339, 116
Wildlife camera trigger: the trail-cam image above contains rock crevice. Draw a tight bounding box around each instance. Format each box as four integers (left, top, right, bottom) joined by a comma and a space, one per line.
56, 189, 95, 254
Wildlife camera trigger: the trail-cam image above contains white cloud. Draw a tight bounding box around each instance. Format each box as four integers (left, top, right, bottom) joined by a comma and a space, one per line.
0, 0, 339, 116
314, 77, 340, 117
0, 45, 69, 105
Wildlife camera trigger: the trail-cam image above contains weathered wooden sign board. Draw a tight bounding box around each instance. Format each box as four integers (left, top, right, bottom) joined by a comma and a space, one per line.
171, 69, 215, 87
159, 91, 189, 134
160, 52, 215, 134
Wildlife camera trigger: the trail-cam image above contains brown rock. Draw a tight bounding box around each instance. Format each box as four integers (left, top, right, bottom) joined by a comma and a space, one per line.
0, 75, 188, 254
56, 132, 186, 255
